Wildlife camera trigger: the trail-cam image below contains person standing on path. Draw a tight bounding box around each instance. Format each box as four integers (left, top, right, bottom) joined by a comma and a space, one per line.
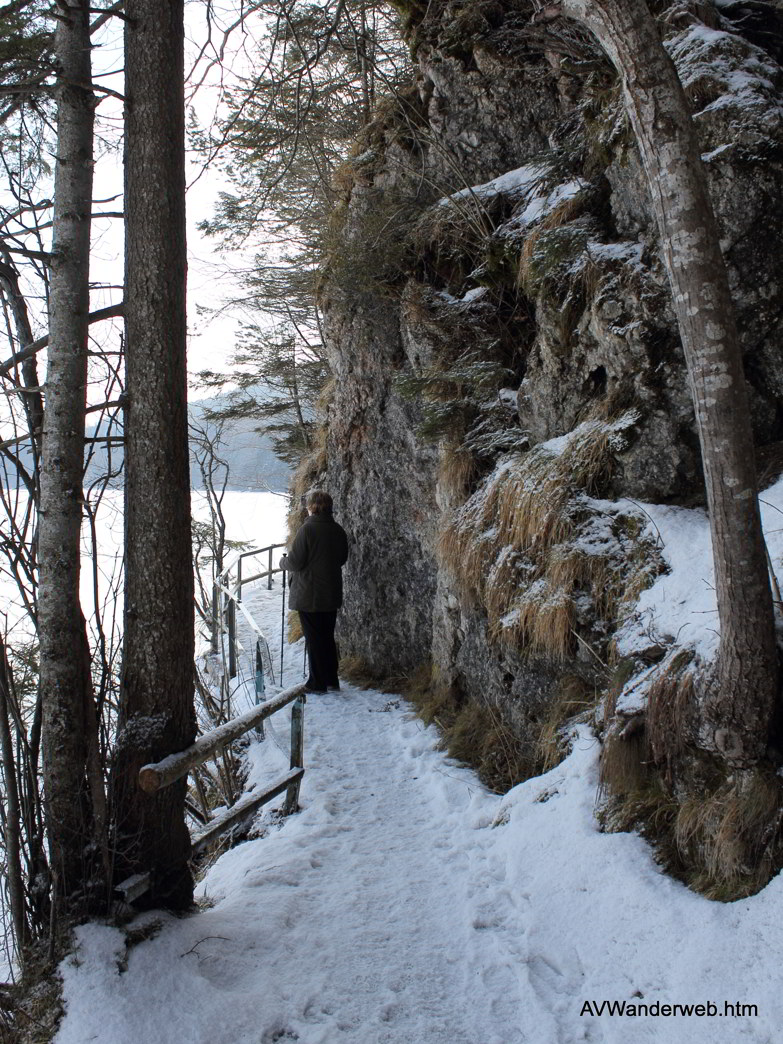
280, 490, 349, 694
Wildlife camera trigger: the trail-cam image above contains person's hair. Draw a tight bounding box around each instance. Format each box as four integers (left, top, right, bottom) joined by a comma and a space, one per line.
307, 490, 333, 515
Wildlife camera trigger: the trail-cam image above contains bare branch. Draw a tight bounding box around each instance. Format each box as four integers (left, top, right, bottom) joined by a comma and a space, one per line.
0, 301, 124, 377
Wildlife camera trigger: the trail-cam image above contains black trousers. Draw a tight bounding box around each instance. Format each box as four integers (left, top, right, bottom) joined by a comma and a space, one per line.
299, 610, 339, 691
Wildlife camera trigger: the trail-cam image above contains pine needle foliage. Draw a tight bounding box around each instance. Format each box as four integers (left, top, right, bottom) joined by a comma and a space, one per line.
394, 347, 517, 444
0, 2, 53, 98
198, 322, 328, 467
191, 0, 412, 462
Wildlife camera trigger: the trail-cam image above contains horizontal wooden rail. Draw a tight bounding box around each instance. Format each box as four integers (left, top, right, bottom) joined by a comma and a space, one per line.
115, 872, 152, 904
238, 569, 275, 588
138, 683, 305, 794
191, 767, 304, 857
219, 543, 286, 588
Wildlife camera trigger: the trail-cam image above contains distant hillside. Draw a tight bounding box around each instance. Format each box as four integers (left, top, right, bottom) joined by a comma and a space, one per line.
1, 394, 291, 492
187, 396, 291, 492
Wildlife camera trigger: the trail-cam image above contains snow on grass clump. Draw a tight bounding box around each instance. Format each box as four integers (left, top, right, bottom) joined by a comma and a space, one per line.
667, 23, 783, 127
436, 161, 586, 234
438, 162, 548, 205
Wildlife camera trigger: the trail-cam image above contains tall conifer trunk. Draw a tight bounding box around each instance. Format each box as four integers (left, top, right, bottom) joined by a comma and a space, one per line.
113, 0, 196, 908
39, 0, 102, 902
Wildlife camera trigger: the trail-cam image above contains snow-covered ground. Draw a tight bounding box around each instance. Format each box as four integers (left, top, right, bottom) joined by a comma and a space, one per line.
54, 484, 783, 1044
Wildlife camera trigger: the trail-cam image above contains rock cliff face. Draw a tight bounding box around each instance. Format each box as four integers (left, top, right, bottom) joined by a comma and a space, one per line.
307, 0, 783, 774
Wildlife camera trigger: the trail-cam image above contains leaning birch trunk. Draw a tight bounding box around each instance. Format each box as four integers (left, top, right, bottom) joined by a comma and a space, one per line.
38, 0, 101, 901
112, 0, 196, 909
555, 0, 778, 765
0, 258, 45, 476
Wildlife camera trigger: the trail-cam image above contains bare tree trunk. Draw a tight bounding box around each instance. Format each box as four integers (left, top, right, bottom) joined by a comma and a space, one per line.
0, 640, 29, 957
0, 258, 44, 472
554, 0, 778, 765
38, 0, 102, 902
113, 0, 196, 910
288, 343, 312, 451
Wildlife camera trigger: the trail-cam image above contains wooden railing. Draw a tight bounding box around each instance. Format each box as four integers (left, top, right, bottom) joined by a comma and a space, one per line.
117, 545, 301, 903
212, 543, 287, 664
117, 683, 307, 901
139, 681, 306, 849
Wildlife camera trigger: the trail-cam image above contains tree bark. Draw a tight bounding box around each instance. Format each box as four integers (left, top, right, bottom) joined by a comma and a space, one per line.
113, 0, 196, 909
0, 639, 29, 956
38, 0, 102, 902
556, 0, 778, 764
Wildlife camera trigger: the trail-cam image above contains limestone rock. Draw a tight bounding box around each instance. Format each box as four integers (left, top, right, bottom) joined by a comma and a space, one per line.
310, 0, 783, 767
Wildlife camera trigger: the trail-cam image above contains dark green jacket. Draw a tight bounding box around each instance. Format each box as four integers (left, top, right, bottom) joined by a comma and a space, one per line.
284, 513, 349, 611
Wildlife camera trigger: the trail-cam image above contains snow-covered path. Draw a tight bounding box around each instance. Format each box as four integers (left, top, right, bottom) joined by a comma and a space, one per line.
56, 683, 531, 1044
222, 685, 525, 1043
56, 571, 783, 1044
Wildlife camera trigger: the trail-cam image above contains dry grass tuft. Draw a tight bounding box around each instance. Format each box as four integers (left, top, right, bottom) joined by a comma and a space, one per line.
439, 439, 478, 498
510, 581, 574, 661
287, 611, 303, 644
674, 769, 783, 900
339, 654, 416, 694
287, 440, 328, 536
409, 683, 534, 793
598, 658, 653, 800
598, 774, 681, 854
411, 192, 493, 268
645, 649, 695, 777
599, 652, 783, 900
535, 674, 597, 772
315, 377, 336, 414
439, 409, 651, 661
599, 727, 652, 799
601, 760, 783, 901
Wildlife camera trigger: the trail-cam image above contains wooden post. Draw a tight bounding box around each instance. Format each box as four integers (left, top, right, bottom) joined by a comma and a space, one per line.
114, 871, 152, 904
237, 557, 243, 604
211, 582, 219, 655
267, 546, 273, 590
255, 641, 265, 701
254, 640, 265, 739
227, 597, 237, 679
284, 694, 305, 814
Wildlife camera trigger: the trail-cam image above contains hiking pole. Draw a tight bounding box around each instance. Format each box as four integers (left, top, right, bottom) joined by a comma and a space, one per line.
280, 566, 286, 685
